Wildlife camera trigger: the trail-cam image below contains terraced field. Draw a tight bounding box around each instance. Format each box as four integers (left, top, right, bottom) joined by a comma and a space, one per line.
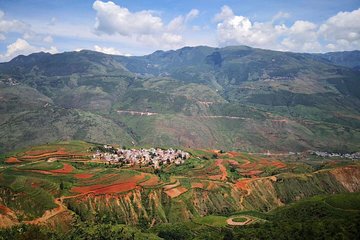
0, 141, 359, 234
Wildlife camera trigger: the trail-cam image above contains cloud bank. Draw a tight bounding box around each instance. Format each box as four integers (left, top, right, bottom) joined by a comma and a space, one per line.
215, 5, 360, 52
92, 0, 199, 48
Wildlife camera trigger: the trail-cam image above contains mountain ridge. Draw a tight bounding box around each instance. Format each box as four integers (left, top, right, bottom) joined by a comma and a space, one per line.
0, 45, 359, 153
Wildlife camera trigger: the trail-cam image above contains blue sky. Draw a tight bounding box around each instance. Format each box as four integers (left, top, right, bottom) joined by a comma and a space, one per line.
0, 0, 359, 61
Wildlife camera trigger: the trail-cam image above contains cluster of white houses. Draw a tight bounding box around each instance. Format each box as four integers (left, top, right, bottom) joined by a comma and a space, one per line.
311, 151, 360, 159
93, 145, 191, 168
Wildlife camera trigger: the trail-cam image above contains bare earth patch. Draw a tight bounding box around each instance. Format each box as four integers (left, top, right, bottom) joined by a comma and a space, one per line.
5, 157, 21, 164
49, 163, 74, 174
191, 182, 204, 189
74, 173, 94, 179
165, 186, 188, 198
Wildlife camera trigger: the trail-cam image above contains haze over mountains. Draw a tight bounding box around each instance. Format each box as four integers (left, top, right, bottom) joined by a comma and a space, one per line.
0, 46, 359, 153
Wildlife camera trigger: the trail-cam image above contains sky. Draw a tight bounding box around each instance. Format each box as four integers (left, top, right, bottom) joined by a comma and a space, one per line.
0, 0, 359, 61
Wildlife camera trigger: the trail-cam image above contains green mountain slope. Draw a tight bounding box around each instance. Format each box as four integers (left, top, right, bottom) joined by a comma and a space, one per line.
0, 46, 359, 153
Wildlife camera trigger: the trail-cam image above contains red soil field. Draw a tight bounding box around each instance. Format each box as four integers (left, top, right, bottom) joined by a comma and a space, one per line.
259, 159, 286, 168
20, 149, 88, 160
49, 163, 74, 174
209, 175, 223, 180
227, 159, 240, 166
72, 182, 138, 194
206, 181, 220, 190
235, 178, 254, 191
74, 173, 94, 179
227, 151, 241, 158
5, 157, 21, 163
139, 175, 161, 187
163, 181, 180, 190
216, 159, 228, 181
72, 174, 145, 195
165, 186, 188, 198
81, 174, 118, 185
191, 182, 204, 189
0, 205, 12, 214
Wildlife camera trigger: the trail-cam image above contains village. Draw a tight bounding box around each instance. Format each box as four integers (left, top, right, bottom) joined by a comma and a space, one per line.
92, 145, 191, 168
310, 151, 360, 159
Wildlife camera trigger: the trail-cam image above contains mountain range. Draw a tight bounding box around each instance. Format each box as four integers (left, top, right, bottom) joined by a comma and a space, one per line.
0, 46, 359, 153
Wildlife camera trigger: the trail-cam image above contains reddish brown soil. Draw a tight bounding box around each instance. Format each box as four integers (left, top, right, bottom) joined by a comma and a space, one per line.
259, 159, 286, 168
31, 182, 40, 188
82, 174, 118, 184
227, 159, 240, 166
209, 175, 223, 180
74, 173, 94, 179
49, 163, 74, 174
235, 178, 253, 191
5, 157, 21, 163
165, 186, 188, 198
213, 159, 227, 181
206, 181, 219, 190
139, 175, 161, 186
0, 205, 12, 214
71, 174, 145, 194
227, 151, 241, 158
72, 182, 138, 194
191, 182, 204, 189
163, 181, 180, 190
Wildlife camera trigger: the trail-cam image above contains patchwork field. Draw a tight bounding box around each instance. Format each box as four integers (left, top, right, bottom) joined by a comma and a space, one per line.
0, 141, 359, 239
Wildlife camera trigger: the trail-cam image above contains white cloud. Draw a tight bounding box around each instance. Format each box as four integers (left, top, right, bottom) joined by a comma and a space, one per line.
215, 5, 360, 52
319, 8, 360, 51
0, 38, 58, 62
214, 5, 234, 22
215, 10, 287, 50
0, 10, 28, 34
167, 15, 185, 31
167, 9, 200, 31
93, 0, 163, 36
280, 20, 320, 52
92, 1, 200, 49
185, 9, 199, 22
0, 10, 60, 60
94, 44, 131, 56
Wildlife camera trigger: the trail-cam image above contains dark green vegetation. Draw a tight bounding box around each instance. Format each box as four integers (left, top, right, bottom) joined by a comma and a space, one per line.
1, 46, 360, 153
0, 141, 359, 239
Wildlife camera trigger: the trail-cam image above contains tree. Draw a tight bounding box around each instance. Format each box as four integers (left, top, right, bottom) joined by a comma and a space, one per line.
59, 181, 65, 190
